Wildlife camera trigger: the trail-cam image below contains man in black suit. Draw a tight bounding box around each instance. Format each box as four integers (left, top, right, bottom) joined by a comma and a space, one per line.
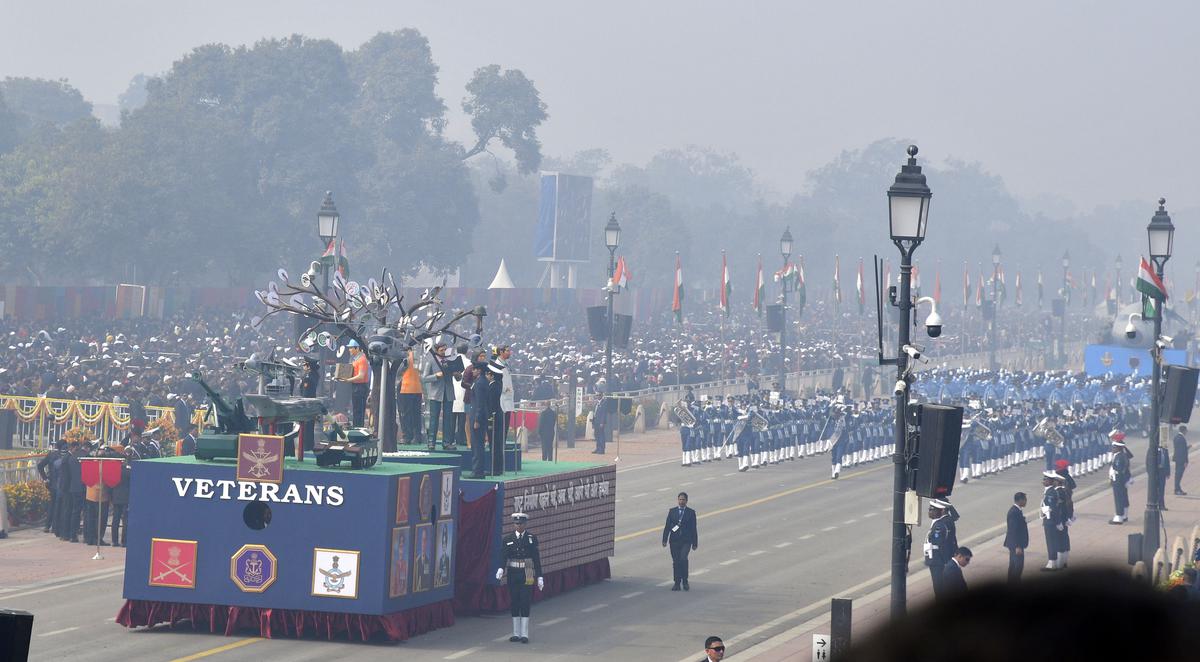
1003, 492, 1029, 585
662, 491, 699, 591
701, 635, 726, 661
939, 546, 972, 599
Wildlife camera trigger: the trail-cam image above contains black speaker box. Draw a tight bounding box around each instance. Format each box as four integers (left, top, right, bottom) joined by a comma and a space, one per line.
765, 304, 784, 332
1051, 298, 1065, 317
913, 404, 964, 499
612, 313, 633, 348
0, 609, 33, 662
586, 306, 608, 341
1163, 365, 1199, 424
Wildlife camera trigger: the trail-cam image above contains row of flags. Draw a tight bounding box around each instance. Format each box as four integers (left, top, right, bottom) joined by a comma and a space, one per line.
621, 252, 1176, 324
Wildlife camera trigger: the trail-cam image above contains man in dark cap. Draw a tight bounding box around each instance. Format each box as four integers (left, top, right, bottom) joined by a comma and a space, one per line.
1109, 430, 1133, 524
924, 498, 958, 598
496, 512, 543, 644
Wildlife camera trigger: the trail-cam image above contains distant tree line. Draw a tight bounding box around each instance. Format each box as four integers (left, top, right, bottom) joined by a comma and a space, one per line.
0, 30, 546, 285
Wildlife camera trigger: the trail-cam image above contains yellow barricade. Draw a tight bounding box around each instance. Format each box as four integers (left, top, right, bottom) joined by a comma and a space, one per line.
1, 395, 179, 450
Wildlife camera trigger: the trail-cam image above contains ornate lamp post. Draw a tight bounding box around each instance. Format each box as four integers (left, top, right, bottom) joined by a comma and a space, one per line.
603, 212, 621, 445
317, 191, 340, 292
1143, 198, 1175, 560
885, 145, 931, 618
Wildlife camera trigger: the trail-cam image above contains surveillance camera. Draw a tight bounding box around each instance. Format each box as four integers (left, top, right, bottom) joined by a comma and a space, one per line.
1161, 335, 1174, 345
924, 310, 944, 338
902, 345, 923, 360
1125, 323, 1137, 340
894, 380, 908, 396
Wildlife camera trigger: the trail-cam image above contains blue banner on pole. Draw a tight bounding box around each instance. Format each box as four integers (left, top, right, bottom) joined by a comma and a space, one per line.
1083, 344, 1187, 377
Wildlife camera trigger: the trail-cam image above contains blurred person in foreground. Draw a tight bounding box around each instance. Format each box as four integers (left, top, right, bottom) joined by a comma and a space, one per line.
841, 570, 1200, 662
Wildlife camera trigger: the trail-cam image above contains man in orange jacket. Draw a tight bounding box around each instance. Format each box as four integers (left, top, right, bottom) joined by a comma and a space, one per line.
341, 340, 370, 427
399, 349, 424, 444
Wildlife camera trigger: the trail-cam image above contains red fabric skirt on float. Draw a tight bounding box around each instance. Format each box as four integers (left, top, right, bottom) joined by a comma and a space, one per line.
115, 598, 455, 642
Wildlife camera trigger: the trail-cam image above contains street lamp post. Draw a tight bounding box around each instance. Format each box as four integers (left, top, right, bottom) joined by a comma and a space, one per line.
780, 227, 793, 393
1143, 198, 1175, 561
885, 145, 932, 618
1060, 251, 1070, 366
317, 191, 340, 293
990, 245, 1001, 370
604, 213, 621, 447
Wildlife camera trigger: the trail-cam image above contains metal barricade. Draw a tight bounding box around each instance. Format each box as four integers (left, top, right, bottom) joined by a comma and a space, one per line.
0, 395, 178, 449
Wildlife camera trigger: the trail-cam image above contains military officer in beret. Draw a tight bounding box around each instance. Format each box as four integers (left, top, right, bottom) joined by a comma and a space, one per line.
496, 512, 543, 644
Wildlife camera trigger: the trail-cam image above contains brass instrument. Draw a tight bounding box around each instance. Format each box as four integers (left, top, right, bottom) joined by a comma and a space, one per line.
972, 417, 993, 441
673, 400, 697, 428
751, 410, 770, 432
1033, 417, 1065, 447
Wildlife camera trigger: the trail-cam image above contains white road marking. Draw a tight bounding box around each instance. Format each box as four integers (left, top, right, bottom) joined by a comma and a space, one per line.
38, 627, 79, 638
581, 603, 608, 613
657, 580, 676, 587
862, 512, 877, 518
704, 476, 718, 481
621, 591, 644, 599
843, 519, 858, 525
798, 534, 814, 540
692, 569, 710, 576
542, 617, 568, 626
720, 559, 740, 566
495, 635, 515, 642
615, 499, 622, 504
446, 646, 485, 659
656, 487, 670, 491
631, 493, 647, 498
680, 481, 694, 486
749, 550, 766, 556
0, 569, 124, 602
724, 472, 737, 477
821, 526, 837, 532
774, 542, 792, 548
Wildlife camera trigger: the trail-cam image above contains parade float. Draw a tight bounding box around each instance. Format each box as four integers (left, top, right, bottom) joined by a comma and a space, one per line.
117, 262, 615, 642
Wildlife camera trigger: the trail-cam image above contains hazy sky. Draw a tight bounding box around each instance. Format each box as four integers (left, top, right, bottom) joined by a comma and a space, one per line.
4, 1, 1199, 212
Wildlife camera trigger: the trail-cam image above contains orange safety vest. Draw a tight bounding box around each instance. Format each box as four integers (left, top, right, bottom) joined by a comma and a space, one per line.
400, 350, 422, 394
350, 352, 370, 384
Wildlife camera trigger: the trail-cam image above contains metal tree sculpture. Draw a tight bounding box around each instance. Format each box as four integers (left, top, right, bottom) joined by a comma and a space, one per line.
251, 260, 486, 449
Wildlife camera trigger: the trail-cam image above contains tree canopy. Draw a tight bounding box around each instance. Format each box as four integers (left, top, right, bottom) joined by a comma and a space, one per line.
0, 31, 546, 286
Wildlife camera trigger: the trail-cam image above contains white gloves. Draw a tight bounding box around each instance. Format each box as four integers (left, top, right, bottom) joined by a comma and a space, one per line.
495, 568, 504, 580
1109, 468, 1117, 482
537, 577, 544, 591
1055, 523, 1064, 531
1040, 505, 1051, 519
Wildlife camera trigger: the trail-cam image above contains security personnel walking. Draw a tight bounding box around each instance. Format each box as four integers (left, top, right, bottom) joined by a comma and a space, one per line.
662, 491, 699, 591
496, 512, 543, 644
924, 498, 957, 599
1173, 424, 1189, 496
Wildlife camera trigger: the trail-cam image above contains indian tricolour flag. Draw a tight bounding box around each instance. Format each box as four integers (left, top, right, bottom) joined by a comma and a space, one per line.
720, 252, 731, 317
856, 258, 864, 315
672, 253, 684, 323
754, 256, 765, 317
1137, 256, 1168, 318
